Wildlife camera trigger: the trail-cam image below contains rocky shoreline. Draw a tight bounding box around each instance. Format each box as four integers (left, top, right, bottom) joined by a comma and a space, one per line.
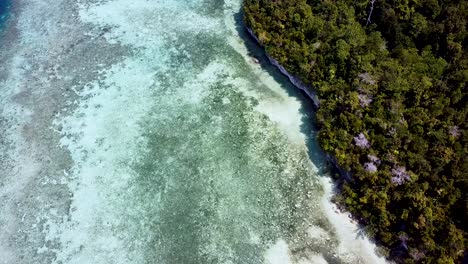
246, 27, 321, 109
245, 26, 352, 183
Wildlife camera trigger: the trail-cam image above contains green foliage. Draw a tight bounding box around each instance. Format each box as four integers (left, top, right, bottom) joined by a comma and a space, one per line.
244, 0, 467, 262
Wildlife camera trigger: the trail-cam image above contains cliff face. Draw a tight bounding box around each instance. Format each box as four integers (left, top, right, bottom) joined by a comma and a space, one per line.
266, 57, 321, 108
244, 0, 468, 261
246, 27, 320, 108
246, 26, 353, 184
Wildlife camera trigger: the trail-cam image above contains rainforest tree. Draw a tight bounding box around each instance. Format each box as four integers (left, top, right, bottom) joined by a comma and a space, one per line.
244, 0, 467, 263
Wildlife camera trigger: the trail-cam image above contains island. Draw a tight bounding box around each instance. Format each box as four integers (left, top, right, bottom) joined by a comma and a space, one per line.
243, 0, 467, 263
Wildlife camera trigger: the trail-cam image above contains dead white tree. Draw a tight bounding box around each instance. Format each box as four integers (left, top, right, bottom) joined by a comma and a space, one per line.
366, 0, 376, 26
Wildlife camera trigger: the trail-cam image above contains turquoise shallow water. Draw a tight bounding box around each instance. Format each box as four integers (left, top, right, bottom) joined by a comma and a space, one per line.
0, 0, 387, 263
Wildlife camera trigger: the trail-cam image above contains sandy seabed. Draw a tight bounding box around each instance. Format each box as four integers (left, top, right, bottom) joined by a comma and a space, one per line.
0, 1, 388, 263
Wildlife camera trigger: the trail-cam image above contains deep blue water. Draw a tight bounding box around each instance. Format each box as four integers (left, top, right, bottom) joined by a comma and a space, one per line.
0, 0, 10, 29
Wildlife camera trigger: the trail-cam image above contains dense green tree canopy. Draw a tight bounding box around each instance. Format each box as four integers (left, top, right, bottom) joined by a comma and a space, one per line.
244, 0, 467, 263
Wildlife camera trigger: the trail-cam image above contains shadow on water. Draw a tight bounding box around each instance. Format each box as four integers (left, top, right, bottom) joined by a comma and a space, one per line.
231, 9, 393, 264
232, 11, 331, 177
231, 10, 355, 264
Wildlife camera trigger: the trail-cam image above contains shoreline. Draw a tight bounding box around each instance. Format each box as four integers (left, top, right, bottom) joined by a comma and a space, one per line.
246, 27, 321, 109
244, 25, 385, 257
245, 26, 353, 184
0, 1, 388, 262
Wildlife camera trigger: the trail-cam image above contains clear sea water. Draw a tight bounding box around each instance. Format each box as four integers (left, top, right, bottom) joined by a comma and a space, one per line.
0, 0, 387, 263
0, 0, 9, 27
